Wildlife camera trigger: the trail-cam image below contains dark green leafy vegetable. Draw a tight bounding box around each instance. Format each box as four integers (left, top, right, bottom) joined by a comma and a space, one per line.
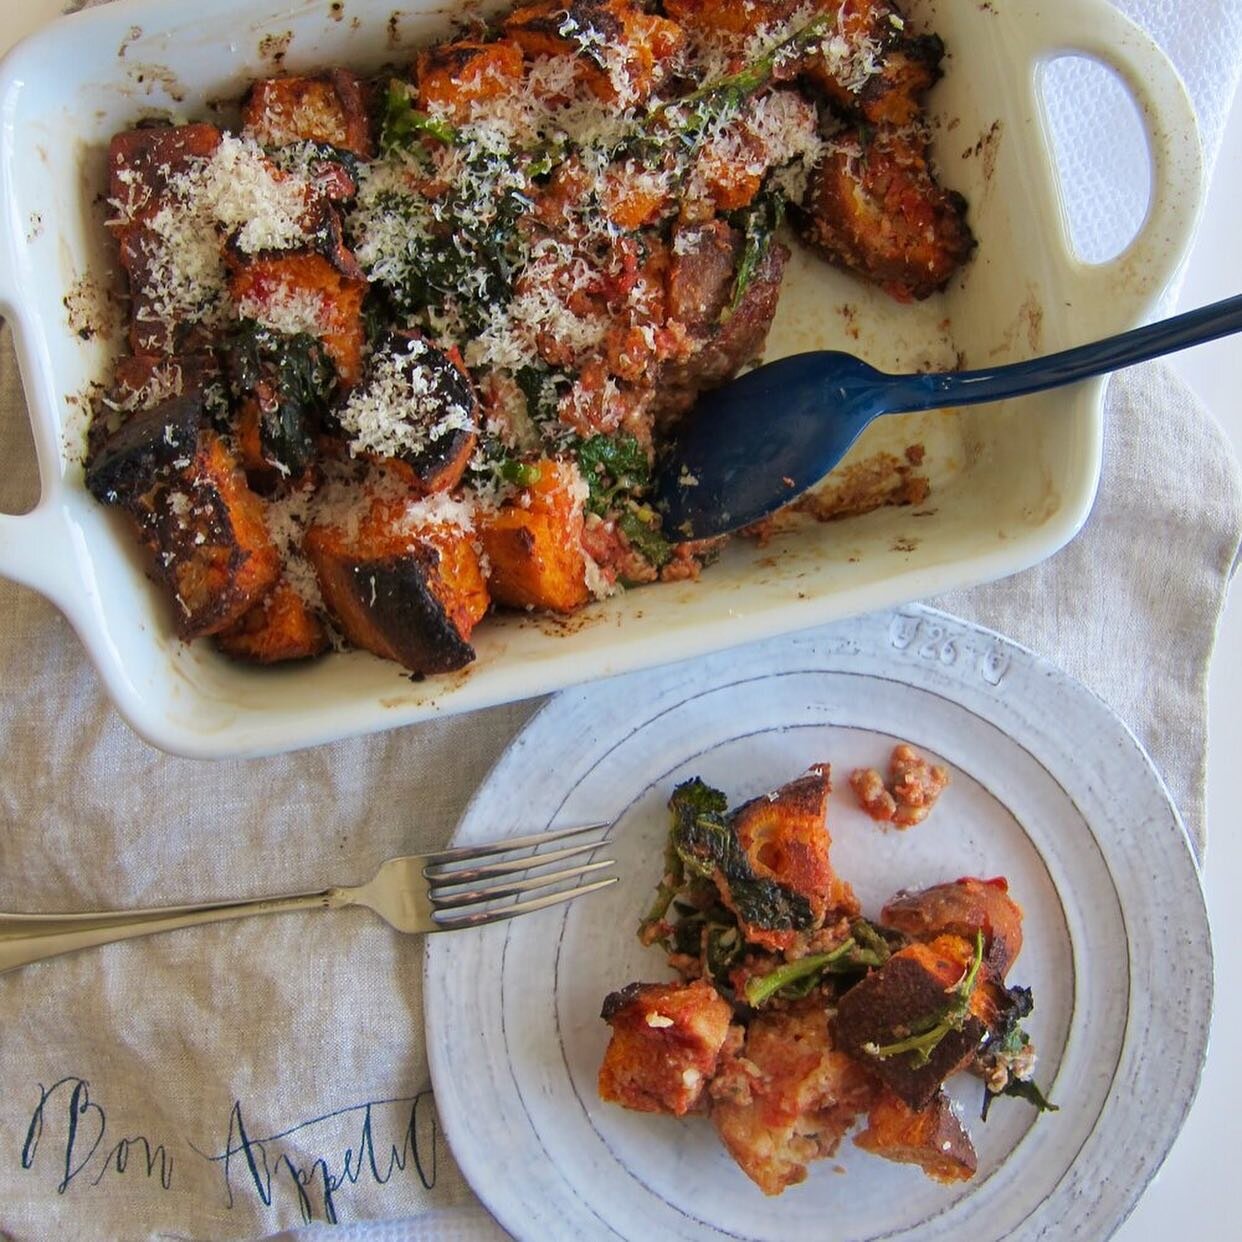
979, 985, 1058, 1119
724, 191, 785, 320
361, 84, 534, 326
637, 802, 697, 943
516, 365, 573, 426
467, 435, 543, 493
269, 138, 362, 185
224, 319, 336, 477
618, 507, 672, 569
379, 79, 458, 153
866, 930, 985, 1067
741, 918, 894, 1007
640, 11, 832, 155
982, 1076, 1058, 1120
744, 937, 858, 1007
668, 777, 816, 937
576, 434, 650, 514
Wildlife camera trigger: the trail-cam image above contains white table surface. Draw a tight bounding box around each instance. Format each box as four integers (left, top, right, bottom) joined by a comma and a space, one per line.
1114, 90, 1241, 1242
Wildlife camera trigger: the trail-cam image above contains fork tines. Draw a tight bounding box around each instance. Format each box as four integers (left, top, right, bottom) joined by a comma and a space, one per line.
425, 822, 617, 931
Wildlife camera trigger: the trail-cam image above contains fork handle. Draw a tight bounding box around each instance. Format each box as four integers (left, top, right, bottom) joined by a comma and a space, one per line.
0, 890, 345, 974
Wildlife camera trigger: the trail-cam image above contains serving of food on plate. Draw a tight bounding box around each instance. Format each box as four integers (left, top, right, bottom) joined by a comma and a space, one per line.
598, 755, 1054, 1195
86, 0, 974, 676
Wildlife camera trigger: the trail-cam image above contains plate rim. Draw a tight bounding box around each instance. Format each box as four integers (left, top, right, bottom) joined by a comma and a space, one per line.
424, 604, 1213, 1241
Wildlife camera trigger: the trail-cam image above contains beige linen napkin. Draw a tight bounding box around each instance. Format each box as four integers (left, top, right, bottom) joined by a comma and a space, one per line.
0, 328, 1237, 1241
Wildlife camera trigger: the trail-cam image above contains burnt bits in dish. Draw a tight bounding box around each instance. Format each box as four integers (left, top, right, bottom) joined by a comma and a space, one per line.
90, 0, 974, 675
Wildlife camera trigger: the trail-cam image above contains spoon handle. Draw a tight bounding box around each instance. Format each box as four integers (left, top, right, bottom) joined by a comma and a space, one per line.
904, 293, 1242, 410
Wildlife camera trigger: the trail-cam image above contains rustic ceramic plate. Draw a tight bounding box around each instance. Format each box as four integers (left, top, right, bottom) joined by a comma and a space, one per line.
424, 605, 1211, 1241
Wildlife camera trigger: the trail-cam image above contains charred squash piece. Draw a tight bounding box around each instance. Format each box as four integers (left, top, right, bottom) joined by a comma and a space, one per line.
728, 764, 858, 943
503, 0, 684, 104
304, 478, 488, 674
710, 999, 877, 1195
226, 249, 367, 387
97, 425, 280, 640
90, 352, 221, 471
800, 0, 944, 127
662, 0, 800, 37
881, 877, 1024, 980
477, 460, 591, 614
834, 933, 993, 1110
854, 1087, 978, 1183
109, 124, 223, 354
242, 70, 372, 159
85, 391, 204, 505
598, 979, 733, 1115
796, 126, 974, 302
215, 579, 329, 663
414, 39, 526, 121
341, 333, 479, 494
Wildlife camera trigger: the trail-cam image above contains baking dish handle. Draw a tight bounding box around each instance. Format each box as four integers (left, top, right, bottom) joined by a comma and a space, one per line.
1032, 0, 1204, 337
0, 285, 81, 607
0, 503, 79, 605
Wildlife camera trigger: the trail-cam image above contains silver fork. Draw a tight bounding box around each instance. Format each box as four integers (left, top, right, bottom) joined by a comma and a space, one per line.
0, 823, 616, 974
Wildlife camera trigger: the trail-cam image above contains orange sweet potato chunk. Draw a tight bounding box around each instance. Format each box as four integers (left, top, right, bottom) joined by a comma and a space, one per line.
134, 430, 281, 640
503, 0, 684, 103
215, 580, 329, 664
599, 979, 733, 1115
227, 250, 367, 387
478, 460, 591, 614
242, 71, 372, 158
415, 39, 526, 120
723, 765, 858, 951
854, 1088, 978, 1183
881, 876, 1024, 980
304, 481, 489, 673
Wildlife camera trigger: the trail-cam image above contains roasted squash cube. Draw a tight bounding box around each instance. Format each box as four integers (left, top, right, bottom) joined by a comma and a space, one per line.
304, 477, 488, 674
833, 934, 991, 1110
710, 1000, 877, 1195
337, 333, 479, 493
86, 391, 204, 506
504, 0, 683, 103
800, 0, 943, 126
854, 1087, 978, 1183
477, 460, 591, 614
662, 0, 798, 37
599, 979, 733, 1115
100, 426, 280, 640
215, 579, 329, 664
727, 764, 858, 945
415, 39, 526, 121
242, 70, 372, 158
796, 127, 975, 302
109, 124, 224, 354
881, 876, 1024, 980
227, 249, 367, 387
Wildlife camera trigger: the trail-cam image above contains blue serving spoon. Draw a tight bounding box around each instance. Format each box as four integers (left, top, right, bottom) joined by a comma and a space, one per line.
653, 293, 1242, 539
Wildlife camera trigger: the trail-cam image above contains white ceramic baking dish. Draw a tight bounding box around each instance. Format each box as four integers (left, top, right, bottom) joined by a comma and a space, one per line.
0, 0, 1202, 759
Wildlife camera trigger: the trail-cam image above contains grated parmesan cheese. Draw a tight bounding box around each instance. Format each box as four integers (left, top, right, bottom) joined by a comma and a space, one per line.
337, 338, 475, 462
